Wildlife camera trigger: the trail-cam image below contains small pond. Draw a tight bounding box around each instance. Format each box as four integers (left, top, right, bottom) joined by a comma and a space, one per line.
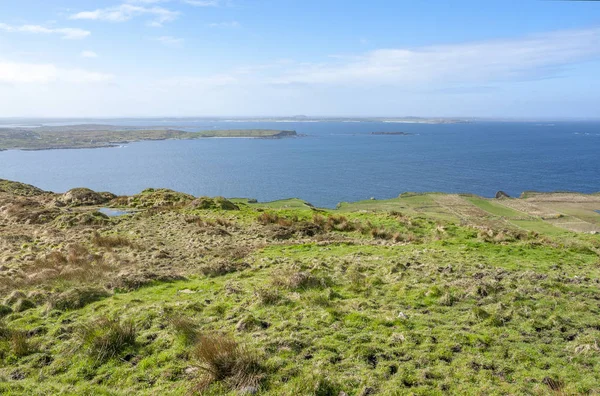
98, 208, 135, 217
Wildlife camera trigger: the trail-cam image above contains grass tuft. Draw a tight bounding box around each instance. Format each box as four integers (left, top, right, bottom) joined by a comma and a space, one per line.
77, 317, 137, 362
192, 333, 264, 392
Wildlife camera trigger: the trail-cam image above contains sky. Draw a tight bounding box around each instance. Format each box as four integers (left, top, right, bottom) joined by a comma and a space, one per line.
0, 0, 599, 118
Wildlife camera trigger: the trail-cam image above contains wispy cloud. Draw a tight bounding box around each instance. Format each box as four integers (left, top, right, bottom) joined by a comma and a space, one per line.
70, 4, 179, 27
0, 61, 113, 84
0, 23, 90, 39
81, 50, 99, 58
271, 27, 600, 86
154, 35, 184, 47
207, 21, 240, 28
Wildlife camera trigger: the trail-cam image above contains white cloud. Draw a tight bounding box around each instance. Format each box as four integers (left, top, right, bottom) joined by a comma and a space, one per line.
0, 61, 113, 84
208, 21, 240, 28
0, 23, 90, 39
272, 27, 600, 86
155, 36, 184, 47
81, 50, 99, 58
70, 4, 179, 27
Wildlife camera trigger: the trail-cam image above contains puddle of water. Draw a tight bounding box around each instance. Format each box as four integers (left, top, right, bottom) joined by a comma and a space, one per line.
595, 210, 600, 215
98, 208, 135, 217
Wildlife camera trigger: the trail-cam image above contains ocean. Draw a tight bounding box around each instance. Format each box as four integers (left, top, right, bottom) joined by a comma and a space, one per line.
0, 120, 598, 208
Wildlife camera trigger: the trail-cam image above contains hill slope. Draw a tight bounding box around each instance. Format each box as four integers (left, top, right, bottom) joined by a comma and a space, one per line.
0, 181, 599, 395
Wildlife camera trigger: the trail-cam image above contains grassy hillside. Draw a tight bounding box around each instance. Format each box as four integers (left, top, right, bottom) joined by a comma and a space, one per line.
0, 182, 599, 395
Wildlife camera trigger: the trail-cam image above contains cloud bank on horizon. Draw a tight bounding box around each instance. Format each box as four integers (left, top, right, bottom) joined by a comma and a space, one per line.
0, 0, 599, 118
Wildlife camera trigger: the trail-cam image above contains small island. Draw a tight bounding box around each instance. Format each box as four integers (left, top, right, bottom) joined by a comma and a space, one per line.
0, 125, 297, 151
370, 131, 413, 136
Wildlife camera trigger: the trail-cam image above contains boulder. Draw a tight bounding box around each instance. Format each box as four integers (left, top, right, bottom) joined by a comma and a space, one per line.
495, 191, 510, 199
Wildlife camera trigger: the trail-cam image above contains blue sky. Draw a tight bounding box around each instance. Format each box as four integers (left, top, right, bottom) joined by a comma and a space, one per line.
0, 0, 599, 118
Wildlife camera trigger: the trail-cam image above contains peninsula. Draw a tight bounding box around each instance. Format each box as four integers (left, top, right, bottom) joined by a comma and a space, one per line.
0, 125, 297, 151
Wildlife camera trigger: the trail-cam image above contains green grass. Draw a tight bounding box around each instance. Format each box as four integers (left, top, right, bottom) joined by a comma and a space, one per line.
238, 198, 315, 210
464, 196, 524, 218
2, 182, 600, 395
510, 219, 570, 235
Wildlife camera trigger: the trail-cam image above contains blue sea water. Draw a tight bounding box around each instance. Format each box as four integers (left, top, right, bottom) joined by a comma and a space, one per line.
0, 120, 598, 208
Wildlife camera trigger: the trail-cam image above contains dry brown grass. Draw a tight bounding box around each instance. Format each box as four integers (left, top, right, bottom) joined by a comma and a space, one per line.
187, 217, 233, 236
370, 228, 392, 240
192, 333, 264, 392
22, 244, 112, 287
271, 270, 325, 290
92, 232, 135, 249
199, 260, 249, 277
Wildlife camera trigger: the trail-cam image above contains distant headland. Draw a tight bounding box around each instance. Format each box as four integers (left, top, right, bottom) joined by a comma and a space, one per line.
0, 125, 297, 151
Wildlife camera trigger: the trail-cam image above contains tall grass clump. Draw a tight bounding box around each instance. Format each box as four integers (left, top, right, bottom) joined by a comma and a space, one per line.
169, 315, 199, 346
78, 317, 137, 361
192, 333, 264, 391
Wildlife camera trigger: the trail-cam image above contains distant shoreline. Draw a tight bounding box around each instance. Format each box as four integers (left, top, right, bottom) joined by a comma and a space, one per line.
0, 127, 297, 151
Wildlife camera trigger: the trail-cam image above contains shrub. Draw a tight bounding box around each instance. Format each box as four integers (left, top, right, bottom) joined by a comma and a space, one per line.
78, 317, 137, 361
192, 333, 264, 391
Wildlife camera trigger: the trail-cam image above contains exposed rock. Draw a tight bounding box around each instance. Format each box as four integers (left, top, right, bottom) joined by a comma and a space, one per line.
495, 191, 510, 199
59, 188, 110, 207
